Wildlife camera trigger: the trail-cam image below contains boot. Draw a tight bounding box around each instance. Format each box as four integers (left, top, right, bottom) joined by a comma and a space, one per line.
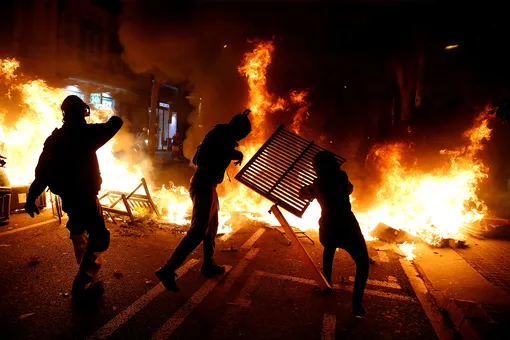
200, 262, 225, 277
155, 265, 179, 292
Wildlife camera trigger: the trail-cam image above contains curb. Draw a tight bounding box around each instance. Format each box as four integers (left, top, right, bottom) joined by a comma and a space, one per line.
434, 292, 490, 340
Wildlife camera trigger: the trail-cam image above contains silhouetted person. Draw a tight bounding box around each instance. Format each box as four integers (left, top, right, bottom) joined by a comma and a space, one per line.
299, 151, 369, 317
24, 95, 123, 299
156, 110, 252, 292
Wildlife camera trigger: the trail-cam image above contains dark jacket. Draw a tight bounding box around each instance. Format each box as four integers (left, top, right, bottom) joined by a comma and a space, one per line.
27, 116, 123, 202
192, 124, 243, 185
300, 170, 361, 248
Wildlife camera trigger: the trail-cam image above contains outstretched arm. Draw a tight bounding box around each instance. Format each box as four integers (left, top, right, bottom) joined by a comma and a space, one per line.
87, 116, 124, 150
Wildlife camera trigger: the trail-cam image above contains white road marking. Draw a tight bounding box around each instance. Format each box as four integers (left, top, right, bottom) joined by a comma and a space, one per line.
377, 251, 389, 263
321, 313, 336, 340
223, 247, 260, 292
0, 217, 67, 237
209, 271, 264, 340
240, 228, 265, 249
231, 270, 263, 307
259, 271, 416, 302
388, 276, 398, 282
151, 266, 232, 340
219, 231, 233, 242
88, 259, 199, 340
399, 259, 455, 340
348, 276, 402, 289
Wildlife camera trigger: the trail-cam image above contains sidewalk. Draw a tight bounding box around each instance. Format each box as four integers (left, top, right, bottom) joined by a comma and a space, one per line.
413, 242, 510, 339
454, 236, 510, 293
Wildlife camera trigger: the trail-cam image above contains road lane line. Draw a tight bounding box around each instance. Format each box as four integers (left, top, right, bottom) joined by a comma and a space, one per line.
219, 231, 233, 242
151, 266, 232, 340
348, 276, 401, 289
321, 313, 336, 340
377, 251, 389, 263
240, 228, 265, 249
260, 271, 416, 302
209, 271, 263, 339
223, 247, 260, 292
399, 259, 455, 340
88, 259, 199, 340
0, 217, 67, 237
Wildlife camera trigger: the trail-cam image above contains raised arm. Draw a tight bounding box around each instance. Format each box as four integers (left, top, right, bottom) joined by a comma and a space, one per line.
86, 116, 123, 150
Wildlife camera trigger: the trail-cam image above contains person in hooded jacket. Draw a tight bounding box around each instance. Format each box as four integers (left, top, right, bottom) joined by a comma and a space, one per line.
299, 151, 369, 317
24, 95, 123, 299
156, 110, 252, 292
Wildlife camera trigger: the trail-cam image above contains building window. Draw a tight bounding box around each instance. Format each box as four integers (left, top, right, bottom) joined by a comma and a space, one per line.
102, 97, 113, 109
79, 19, 104, 66
65, 85, 85, 101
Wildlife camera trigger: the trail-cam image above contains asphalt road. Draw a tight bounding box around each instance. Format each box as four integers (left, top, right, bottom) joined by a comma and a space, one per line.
0, 209, 443, 340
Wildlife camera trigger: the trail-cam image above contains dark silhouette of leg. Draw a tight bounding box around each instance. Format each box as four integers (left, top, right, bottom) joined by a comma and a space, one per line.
166, 186, 213, 270
343, 235, 369, 316
67, 198, 109, 298
322, 247, 335, 285
203, 189, 219, 265
157, 185, 214, 291
201, 189, 224, 276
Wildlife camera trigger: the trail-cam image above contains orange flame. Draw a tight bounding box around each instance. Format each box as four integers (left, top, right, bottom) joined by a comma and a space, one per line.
290, 90, 310, 135
355, 111, 493, 246
0, 58, 195, 228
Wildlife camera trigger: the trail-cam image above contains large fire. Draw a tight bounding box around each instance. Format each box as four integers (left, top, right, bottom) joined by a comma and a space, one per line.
0, 41, 494, 260
355, 113, 491, 246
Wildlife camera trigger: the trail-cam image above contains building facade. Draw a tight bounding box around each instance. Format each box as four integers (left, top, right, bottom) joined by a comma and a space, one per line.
0, 0, 152, 133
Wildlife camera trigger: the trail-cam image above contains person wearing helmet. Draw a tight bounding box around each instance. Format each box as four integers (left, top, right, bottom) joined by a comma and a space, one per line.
156, 109, 252, 292
299, 151, 369, 318
24, 95, 123, 299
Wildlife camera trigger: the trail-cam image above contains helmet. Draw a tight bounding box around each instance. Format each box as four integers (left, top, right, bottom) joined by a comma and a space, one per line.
61, 95, 90, 119
229, 109, 252, 141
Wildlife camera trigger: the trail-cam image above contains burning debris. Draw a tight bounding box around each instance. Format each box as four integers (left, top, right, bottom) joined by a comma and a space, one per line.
0, 39, 501, 262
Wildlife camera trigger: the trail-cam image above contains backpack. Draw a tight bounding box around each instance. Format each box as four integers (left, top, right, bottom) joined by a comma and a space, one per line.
192, 144, 201, 166
38, 129, 66, 195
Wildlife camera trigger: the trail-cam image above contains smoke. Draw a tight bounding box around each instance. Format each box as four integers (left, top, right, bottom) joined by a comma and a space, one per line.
119, 2, 250, 159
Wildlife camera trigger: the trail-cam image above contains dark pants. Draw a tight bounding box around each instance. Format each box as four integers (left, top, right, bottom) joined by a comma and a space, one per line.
166, 183, 219, 270
323, 236, 369, 308
62, 196, 110, 283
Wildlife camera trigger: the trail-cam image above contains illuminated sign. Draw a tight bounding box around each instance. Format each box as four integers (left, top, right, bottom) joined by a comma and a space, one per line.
90, 93, 101, 105
102, 98, 114, 109
159, 102, 170, 108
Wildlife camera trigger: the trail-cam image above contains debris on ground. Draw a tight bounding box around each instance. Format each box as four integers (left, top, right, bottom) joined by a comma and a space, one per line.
221, 246, 239, 252
28, 256, 40, 266
111, 216, 161, 238
144, 279, 153, 285
448, 239, 467, 248
113, 270, 123, 278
